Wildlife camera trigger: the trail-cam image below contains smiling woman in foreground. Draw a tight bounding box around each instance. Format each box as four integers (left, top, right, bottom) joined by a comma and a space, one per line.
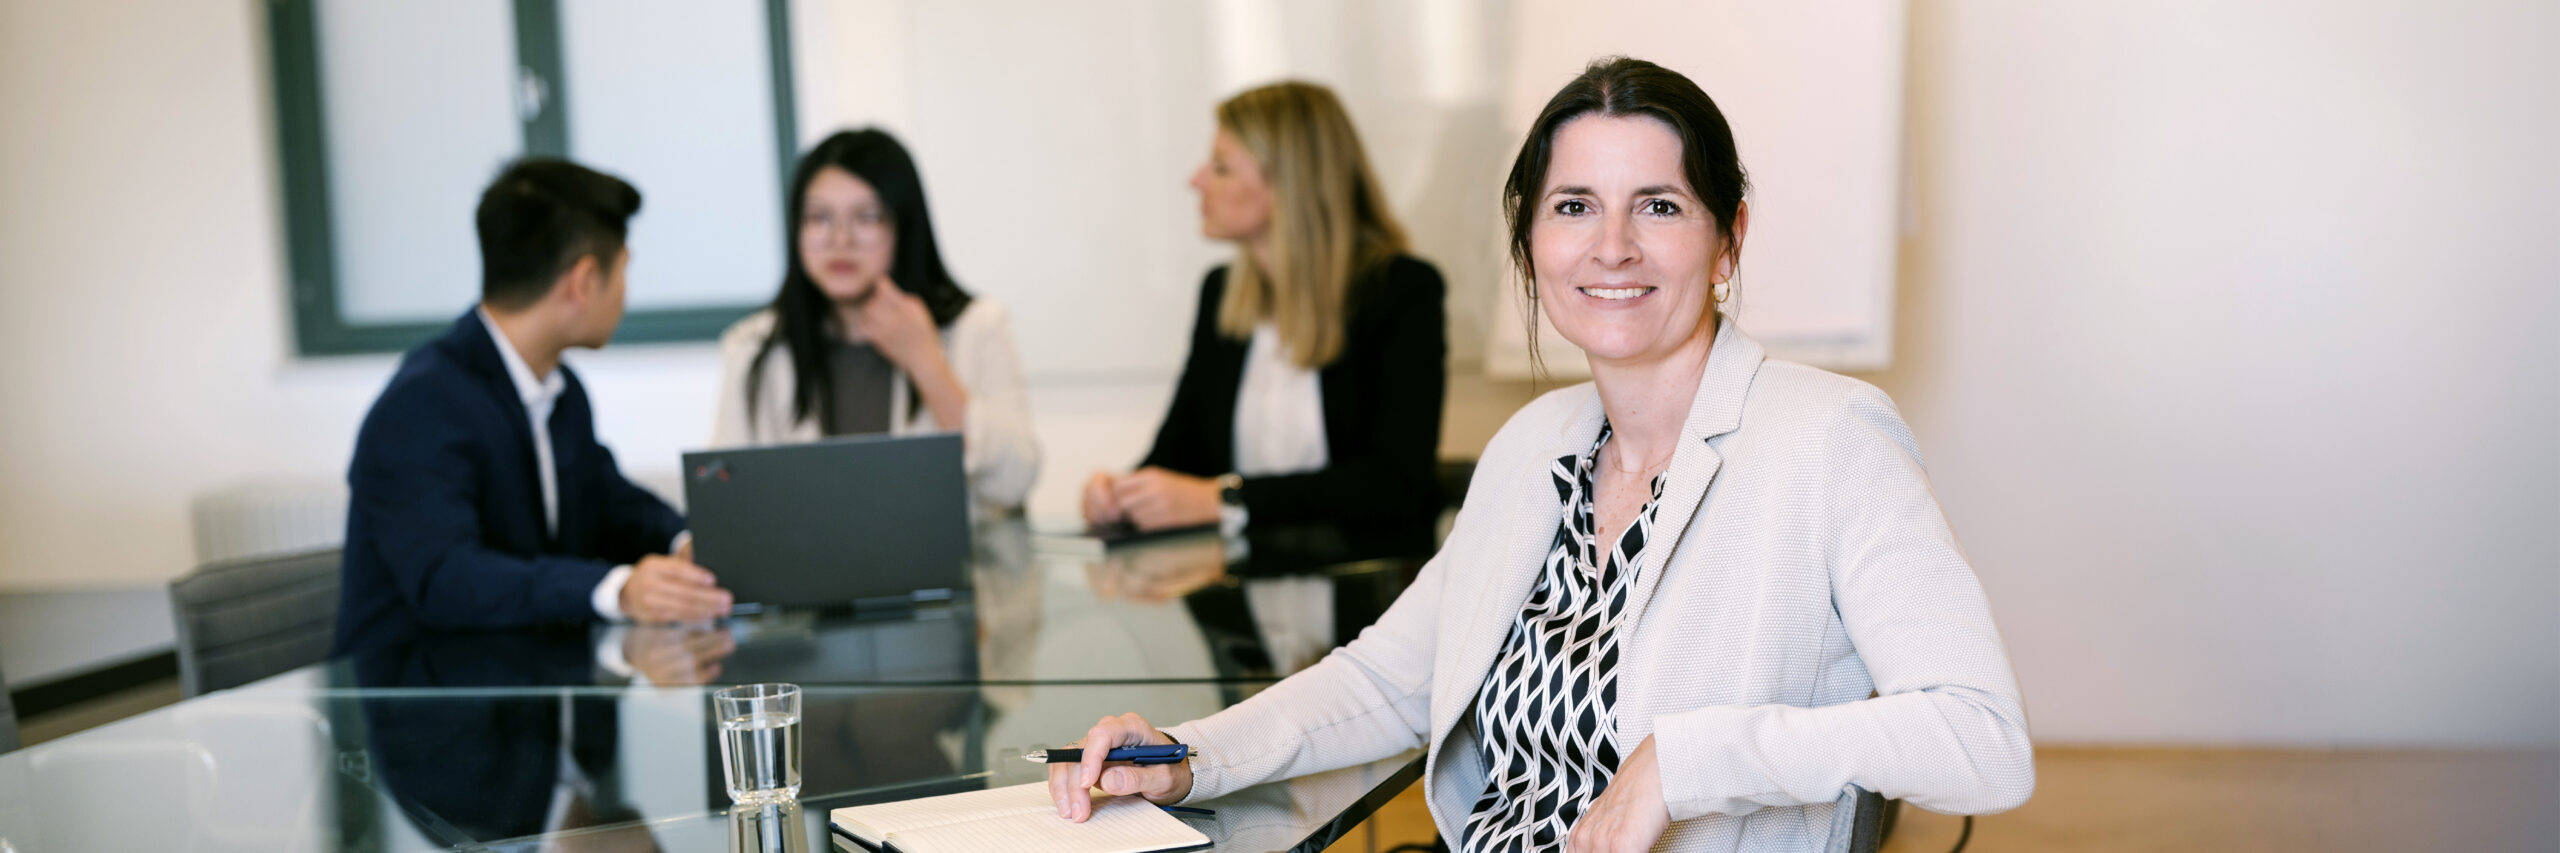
1050, 56, 2033, 852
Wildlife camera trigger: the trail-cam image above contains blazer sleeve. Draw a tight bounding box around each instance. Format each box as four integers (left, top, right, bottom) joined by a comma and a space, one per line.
348, 392, 618, 628
1157, 425, 1517, 801
1237, 261, 1448, 523
1646, 386, 2035, 819
591, 438, 686, 564
950, 301, 1041, 509
1138, 269, 1229, 474
1159, 498, 1453, 802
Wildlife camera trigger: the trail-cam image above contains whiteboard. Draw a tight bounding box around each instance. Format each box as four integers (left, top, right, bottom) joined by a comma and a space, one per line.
1488, 0, 1910, 375
792, 0, 1901, 379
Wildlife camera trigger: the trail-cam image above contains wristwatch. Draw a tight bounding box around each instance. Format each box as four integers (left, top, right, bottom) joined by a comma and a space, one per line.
1215, 473, 1249, 538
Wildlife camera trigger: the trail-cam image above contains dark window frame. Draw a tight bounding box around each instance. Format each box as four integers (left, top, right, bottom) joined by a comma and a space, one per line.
267, 0, 800, 355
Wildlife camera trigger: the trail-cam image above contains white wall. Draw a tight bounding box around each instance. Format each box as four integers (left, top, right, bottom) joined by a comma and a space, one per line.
0, 0, 1181, 593
789, 0, 1515, 383
1873, 0, 2559, 746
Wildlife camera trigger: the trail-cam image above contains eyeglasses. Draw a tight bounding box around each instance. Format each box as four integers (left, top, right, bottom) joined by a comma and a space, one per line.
802, 207, 890, 242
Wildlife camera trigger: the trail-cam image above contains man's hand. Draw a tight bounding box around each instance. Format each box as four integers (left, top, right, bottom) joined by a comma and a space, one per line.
620, 554, 732, 623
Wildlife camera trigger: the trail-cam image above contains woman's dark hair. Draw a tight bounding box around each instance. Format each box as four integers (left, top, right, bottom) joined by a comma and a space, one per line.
752, 129, 974, 431
1502, 56, 1749, 373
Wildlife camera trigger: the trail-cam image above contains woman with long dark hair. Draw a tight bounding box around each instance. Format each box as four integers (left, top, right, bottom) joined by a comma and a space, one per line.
712, 129, 1038, 511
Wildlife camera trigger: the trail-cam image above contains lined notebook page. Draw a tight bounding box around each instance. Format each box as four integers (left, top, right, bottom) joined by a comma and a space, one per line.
830, 783, 1207, 853
833, 784, 1053, 843
881, 794, 1208, 853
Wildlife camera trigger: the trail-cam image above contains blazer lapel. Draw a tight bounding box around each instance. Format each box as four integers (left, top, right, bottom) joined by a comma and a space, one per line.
1429, 387, 1608, 747
452, 312, 549, 516
548, 377, 585, 553
1620, 318, 1766, 645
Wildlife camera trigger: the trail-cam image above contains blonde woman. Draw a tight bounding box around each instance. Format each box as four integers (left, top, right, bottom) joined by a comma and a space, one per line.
1051, 58, 2030, 852
1081, 81, 1448, 534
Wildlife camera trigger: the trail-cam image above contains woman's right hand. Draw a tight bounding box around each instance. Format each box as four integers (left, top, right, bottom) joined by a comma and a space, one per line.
1081, 470, 1126, 528
1048, 712, 1194, 822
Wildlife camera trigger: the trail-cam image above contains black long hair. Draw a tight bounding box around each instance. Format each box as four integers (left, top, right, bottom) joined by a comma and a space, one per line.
751, 129, 974, 432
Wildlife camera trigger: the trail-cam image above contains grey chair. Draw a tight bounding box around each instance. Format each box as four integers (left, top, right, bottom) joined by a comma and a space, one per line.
168, 548, 342, 696
1382, 786, 1891, 853
1, 642, 18, 753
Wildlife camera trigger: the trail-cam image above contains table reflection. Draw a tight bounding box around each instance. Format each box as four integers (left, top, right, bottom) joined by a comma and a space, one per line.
729, 800, 806, 853
0, 515, 1442, 850
310, 515, 1436, 695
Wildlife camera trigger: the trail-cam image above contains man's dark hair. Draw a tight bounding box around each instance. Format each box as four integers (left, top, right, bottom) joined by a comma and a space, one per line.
475, 158, 643, 309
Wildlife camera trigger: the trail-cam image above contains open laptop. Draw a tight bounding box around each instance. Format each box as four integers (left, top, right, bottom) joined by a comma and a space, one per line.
681, 433, 971, 609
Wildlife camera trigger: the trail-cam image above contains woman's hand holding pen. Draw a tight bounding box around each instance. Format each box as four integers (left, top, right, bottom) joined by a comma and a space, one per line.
1049, 712, 1193, 822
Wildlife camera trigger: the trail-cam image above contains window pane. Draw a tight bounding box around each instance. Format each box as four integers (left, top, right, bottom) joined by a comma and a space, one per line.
559, 0, 785, 312
317, 0, 523, 324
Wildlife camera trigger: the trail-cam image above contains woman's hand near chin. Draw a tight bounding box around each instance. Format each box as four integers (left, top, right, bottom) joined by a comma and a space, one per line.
851, 278, 944, 370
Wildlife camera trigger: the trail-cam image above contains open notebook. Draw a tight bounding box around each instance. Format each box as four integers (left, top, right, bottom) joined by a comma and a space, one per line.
829, 783, 1211, 853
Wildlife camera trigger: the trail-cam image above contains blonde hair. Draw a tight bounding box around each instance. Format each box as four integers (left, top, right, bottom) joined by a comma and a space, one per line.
1214, 82, 1409, 368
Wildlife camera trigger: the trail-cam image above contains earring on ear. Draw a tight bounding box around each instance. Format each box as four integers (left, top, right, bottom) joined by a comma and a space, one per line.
1711, 276, 1732, 304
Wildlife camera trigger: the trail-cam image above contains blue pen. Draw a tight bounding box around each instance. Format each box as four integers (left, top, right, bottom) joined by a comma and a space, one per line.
1022, 744, 1196, 765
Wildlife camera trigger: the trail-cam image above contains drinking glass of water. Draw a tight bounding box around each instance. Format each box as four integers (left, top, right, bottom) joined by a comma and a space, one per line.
715, 683, 803, 804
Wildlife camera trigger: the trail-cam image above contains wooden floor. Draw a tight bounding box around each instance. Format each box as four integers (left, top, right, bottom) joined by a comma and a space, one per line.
1323, 747, 2560, 852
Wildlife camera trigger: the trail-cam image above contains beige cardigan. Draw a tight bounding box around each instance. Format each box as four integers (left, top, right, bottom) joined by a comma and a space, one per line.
709, 301, 1040, 512
1164, 320, 2033, 851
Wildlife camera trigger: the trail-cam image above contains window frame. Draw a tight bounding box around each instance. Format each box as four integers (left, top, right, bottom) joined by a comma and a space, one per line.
267, 0, 800, 355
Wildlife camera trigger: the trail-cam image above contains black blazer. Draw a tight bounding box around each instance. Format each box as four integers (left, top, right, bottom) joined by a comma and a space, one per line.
334, 310, 686, 656
1140, 255, 1447, 525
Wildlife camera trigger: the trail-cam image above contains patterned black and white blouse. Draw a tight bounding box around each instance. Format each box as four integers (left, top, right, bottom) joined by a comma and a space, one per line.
1460, 423, 1666, 852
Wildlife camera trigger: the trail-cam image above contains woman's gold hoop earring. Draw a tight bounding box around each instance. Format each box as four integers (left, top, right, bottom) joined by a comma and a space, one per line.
1711, 278, 1732, 304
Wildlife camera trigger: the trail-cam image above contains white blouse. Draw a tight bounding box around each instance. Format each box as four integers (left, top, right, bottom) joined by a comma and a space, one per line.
1231, 323, 1330, 477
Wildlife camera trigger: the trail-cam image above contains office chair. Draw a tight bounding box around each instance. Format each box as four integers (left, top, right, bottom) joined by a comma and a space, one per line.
1834, 786, 1891, 853
0, 641, 18, 752
167, 548, 341, 696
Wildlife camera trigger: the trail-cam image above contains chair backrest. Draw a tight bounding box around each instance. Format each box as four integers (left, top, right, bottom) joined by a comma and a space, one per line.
1823, 786, 1891, 853
0, 644, 18, 753
1434, 459, 1477, 510
168, 548, 342, 697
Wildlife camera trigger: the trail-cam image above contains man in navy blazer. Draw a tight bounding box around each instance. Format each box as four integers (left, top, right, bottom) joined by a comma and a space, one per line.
335, 159, 732, 656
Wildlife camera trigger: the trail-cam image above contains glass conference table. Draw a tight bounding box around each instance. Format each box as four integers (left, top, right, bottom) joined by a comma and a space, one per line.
0, 516, 1444, 852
